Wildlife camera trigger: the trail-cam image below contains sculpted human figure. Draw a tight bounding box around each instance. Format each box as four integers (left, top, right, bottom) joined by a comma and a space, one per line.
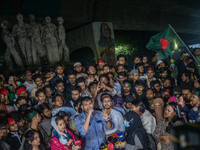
29, 14, 46, 65
1, 20, 23, 70
57, 17, 70, 62
12, 14, 32, 65
42, 16, 60, 64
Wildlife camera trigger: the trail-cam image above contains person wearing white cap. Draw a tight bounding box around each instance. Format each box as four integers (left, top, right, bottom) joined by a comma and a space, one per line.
74, 62, 87, 79
157, 60, 165, 69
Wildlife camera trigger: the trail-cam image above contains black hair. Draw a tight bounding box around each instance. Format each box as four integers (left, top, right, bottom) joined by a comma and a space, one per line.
182, 70, 191, 79
106, 72, 114, 77
43, 84, 52, 91
193, 48, 200, 52
100, 93, 113, 102
38, 103, 50, 114
181, 52, 186, 56
165, 102, 181, 133
146, 88, 155, 93
103, 64, 111, 69
135, 63, 144, 69
32, 74, 42, 82
186, 62, 196, 69
76, 76, 86, 84
16, 96, 27, 105
117, 54, 127, 61
80, 96, 93, 106
118, 72, 127, 77
8, 111, 21, 122
163, 77, 172, 84
99, 74, 109, 81
18, 104, 32, 114
86, 65, 96, 72
151, 52, 158, 58
117, 64, 125, 70
56, 111, 69, 118
88, 82, 98, 92
67, 69, 76, 76
24, 130, 45, 150
55, 116, 64, 125
55, 62, 64, 70
182, 85, 193, 92
123, 79, 132, 85
35, 89, 45, 97
135, 80, 145, 87
71, 86, 82, 93
52, 94, 64, 103
0, 115, 8, 128
142, 54, 148, 58
54, 79, 64, 87
187, 57, 193, 62
131, 100, 145, 113
159, 67, 167, 73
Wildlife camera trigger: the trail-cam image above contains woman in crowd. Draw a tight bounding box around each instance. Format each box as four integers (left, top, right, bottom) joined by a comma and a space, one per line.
50, 116, 80, 150
24, 130, 47, 150
118, 111, 149, 150
153, 98, 164, 124
153, 102, 183, 150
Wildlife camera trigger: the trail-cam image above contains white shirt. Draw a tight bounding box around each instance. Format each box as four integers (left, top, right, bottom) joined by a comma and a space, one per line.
23, 80, 36, 96
105, 109, 125, 135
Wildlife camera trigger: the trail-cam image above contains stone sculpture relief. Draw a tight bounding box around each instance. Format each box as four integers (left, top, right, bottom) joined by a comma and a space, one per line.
0, 14, 70, 70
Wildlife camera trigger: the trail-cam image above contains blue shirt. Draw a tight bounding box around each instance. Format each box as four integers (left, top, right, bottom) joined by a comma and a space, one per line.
51, 106, 77, 117
74, 111, 109, 150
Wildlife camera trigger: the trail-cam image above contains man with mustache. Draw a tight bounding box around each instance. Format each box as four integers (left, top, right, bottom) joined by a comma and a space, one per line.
54, 79, 71, 104
31, 74, 43, 98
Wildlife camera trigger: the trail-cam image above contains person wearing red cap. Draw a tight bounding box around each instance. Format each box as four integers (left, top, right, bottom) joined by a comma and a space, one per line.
6, 117, 22, 150
0, 88, 9, 105
97, 59, 105, 76
15, 86, 28, 98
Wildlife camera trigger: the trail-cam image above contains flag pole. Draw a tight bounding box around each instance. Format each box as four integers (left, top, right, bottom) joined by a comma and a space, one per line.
168, 24, 200, 65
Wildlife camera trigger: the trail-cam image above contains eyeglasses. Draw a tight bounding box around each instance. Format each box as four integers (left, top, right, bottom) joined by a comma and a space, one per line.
103, 101, 111, 104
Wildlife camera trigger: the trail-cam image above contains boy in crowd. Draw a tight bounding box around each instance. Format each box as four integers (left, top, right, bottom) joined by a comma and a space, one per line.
107, 72, 121, 95
117, 64, 126, 73
34, 89, 46, 109
97, 59, 105, 75
117, 54, 132, 72
103, 64, 111, 74
43, 84, 53, 108
135, 80, 148, 108
159, 67, 168, 82
122, 80, 134, 98
86, 65, 98, 86
135, 63, 148, 80
54, 79, 71, 103
133, 56, 142, 69
181, 70, 193, 86
142, 55, 150, 74
146, 66, 162, 88
123, 94, 135, 113
130, 69, 139, 93
65, 70, 76, 94
151, 80, 162, 98
76, 77, 90, 97
31, 74, 43, 98
23, 70, 36, 96
14, 96, 27, 111
50, 63, 67, 90
51, 94, 77, 117
65, 86, 82, 109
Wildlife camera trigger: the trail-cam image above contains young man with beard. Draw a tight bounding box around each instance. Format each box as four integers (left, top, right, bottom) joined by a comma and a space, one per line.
43, 84, 53, 108
38, 103, 52, 137
145, 67, 162, 89
65, 86, 82, 109
97, 59, 105, 75
116, 54, 132, 72
54, 79, 71, 104
76, 77, 91, 97
65, 70, 76, 94
31, 74, 43, 98
135, 80, 148, 108
0, 115, 10, 150
23, 70, 36, 96
107, 72, 121, 95
34, 89, 47, 109
161, 89, 171, 106
146, 88, 156, 109
135, 63, 148, 80
50, 63, 68, 90
74, 62, 87, 78
86, 65, 98, 86
123, 94, 135, 113
101, 93, 125, 138
122, 80, 134, 98
74, 96, 112, 150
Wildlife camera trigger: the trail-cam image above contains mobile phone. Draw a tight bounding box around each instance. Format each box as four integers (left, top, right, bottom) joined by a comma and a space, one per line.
38, 67, 42, 74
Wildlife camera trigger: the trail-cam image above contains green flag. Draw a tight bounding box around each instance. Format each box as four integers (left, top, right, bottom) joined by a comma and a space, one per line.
146, 26, 185, 59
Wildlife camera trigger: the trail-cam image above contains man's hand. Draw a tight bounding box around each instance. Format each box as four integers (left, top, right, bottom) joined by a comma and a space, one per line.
88, 108, 93, 118
177, 96, 185, 108
102, 111, 109, 122
72, 145, 81, 150
97, 82, 103, 92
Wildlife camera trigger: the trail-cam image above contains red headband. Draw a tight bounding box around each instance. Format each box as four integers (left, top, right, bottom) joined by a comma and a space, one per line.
8, 117, 15, 126
166, 89, 170, 93
148, 67, 152, 70
0, 88, 8, 95
16, 87, 26, 95
97, 60, 105, 64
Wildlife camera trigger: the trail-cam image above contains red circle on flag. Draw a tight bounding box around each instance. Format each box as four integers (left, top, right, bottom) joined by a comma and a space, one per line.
160, 38, 169, 50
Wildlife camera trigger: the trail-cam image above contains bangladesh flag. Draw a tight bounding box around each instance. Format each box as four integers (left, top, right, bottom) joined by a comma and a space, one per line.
146, 26, 185, 60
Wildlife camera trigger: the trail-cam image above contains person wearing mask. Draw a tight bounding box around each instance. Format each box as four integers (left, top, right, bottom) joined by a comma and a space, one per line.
118, 111, 149, 150
50, 116, 80, 150
74, 96, 112, 150
153, 102, 183, 150
152, 98, 165, 124
131, 101, 156, 135
23, 130, 47, 150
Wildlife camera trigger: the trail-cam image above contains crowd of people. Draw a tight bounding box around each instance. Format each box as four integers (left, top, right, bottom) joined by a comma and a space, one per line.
0, 48, 200, 150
